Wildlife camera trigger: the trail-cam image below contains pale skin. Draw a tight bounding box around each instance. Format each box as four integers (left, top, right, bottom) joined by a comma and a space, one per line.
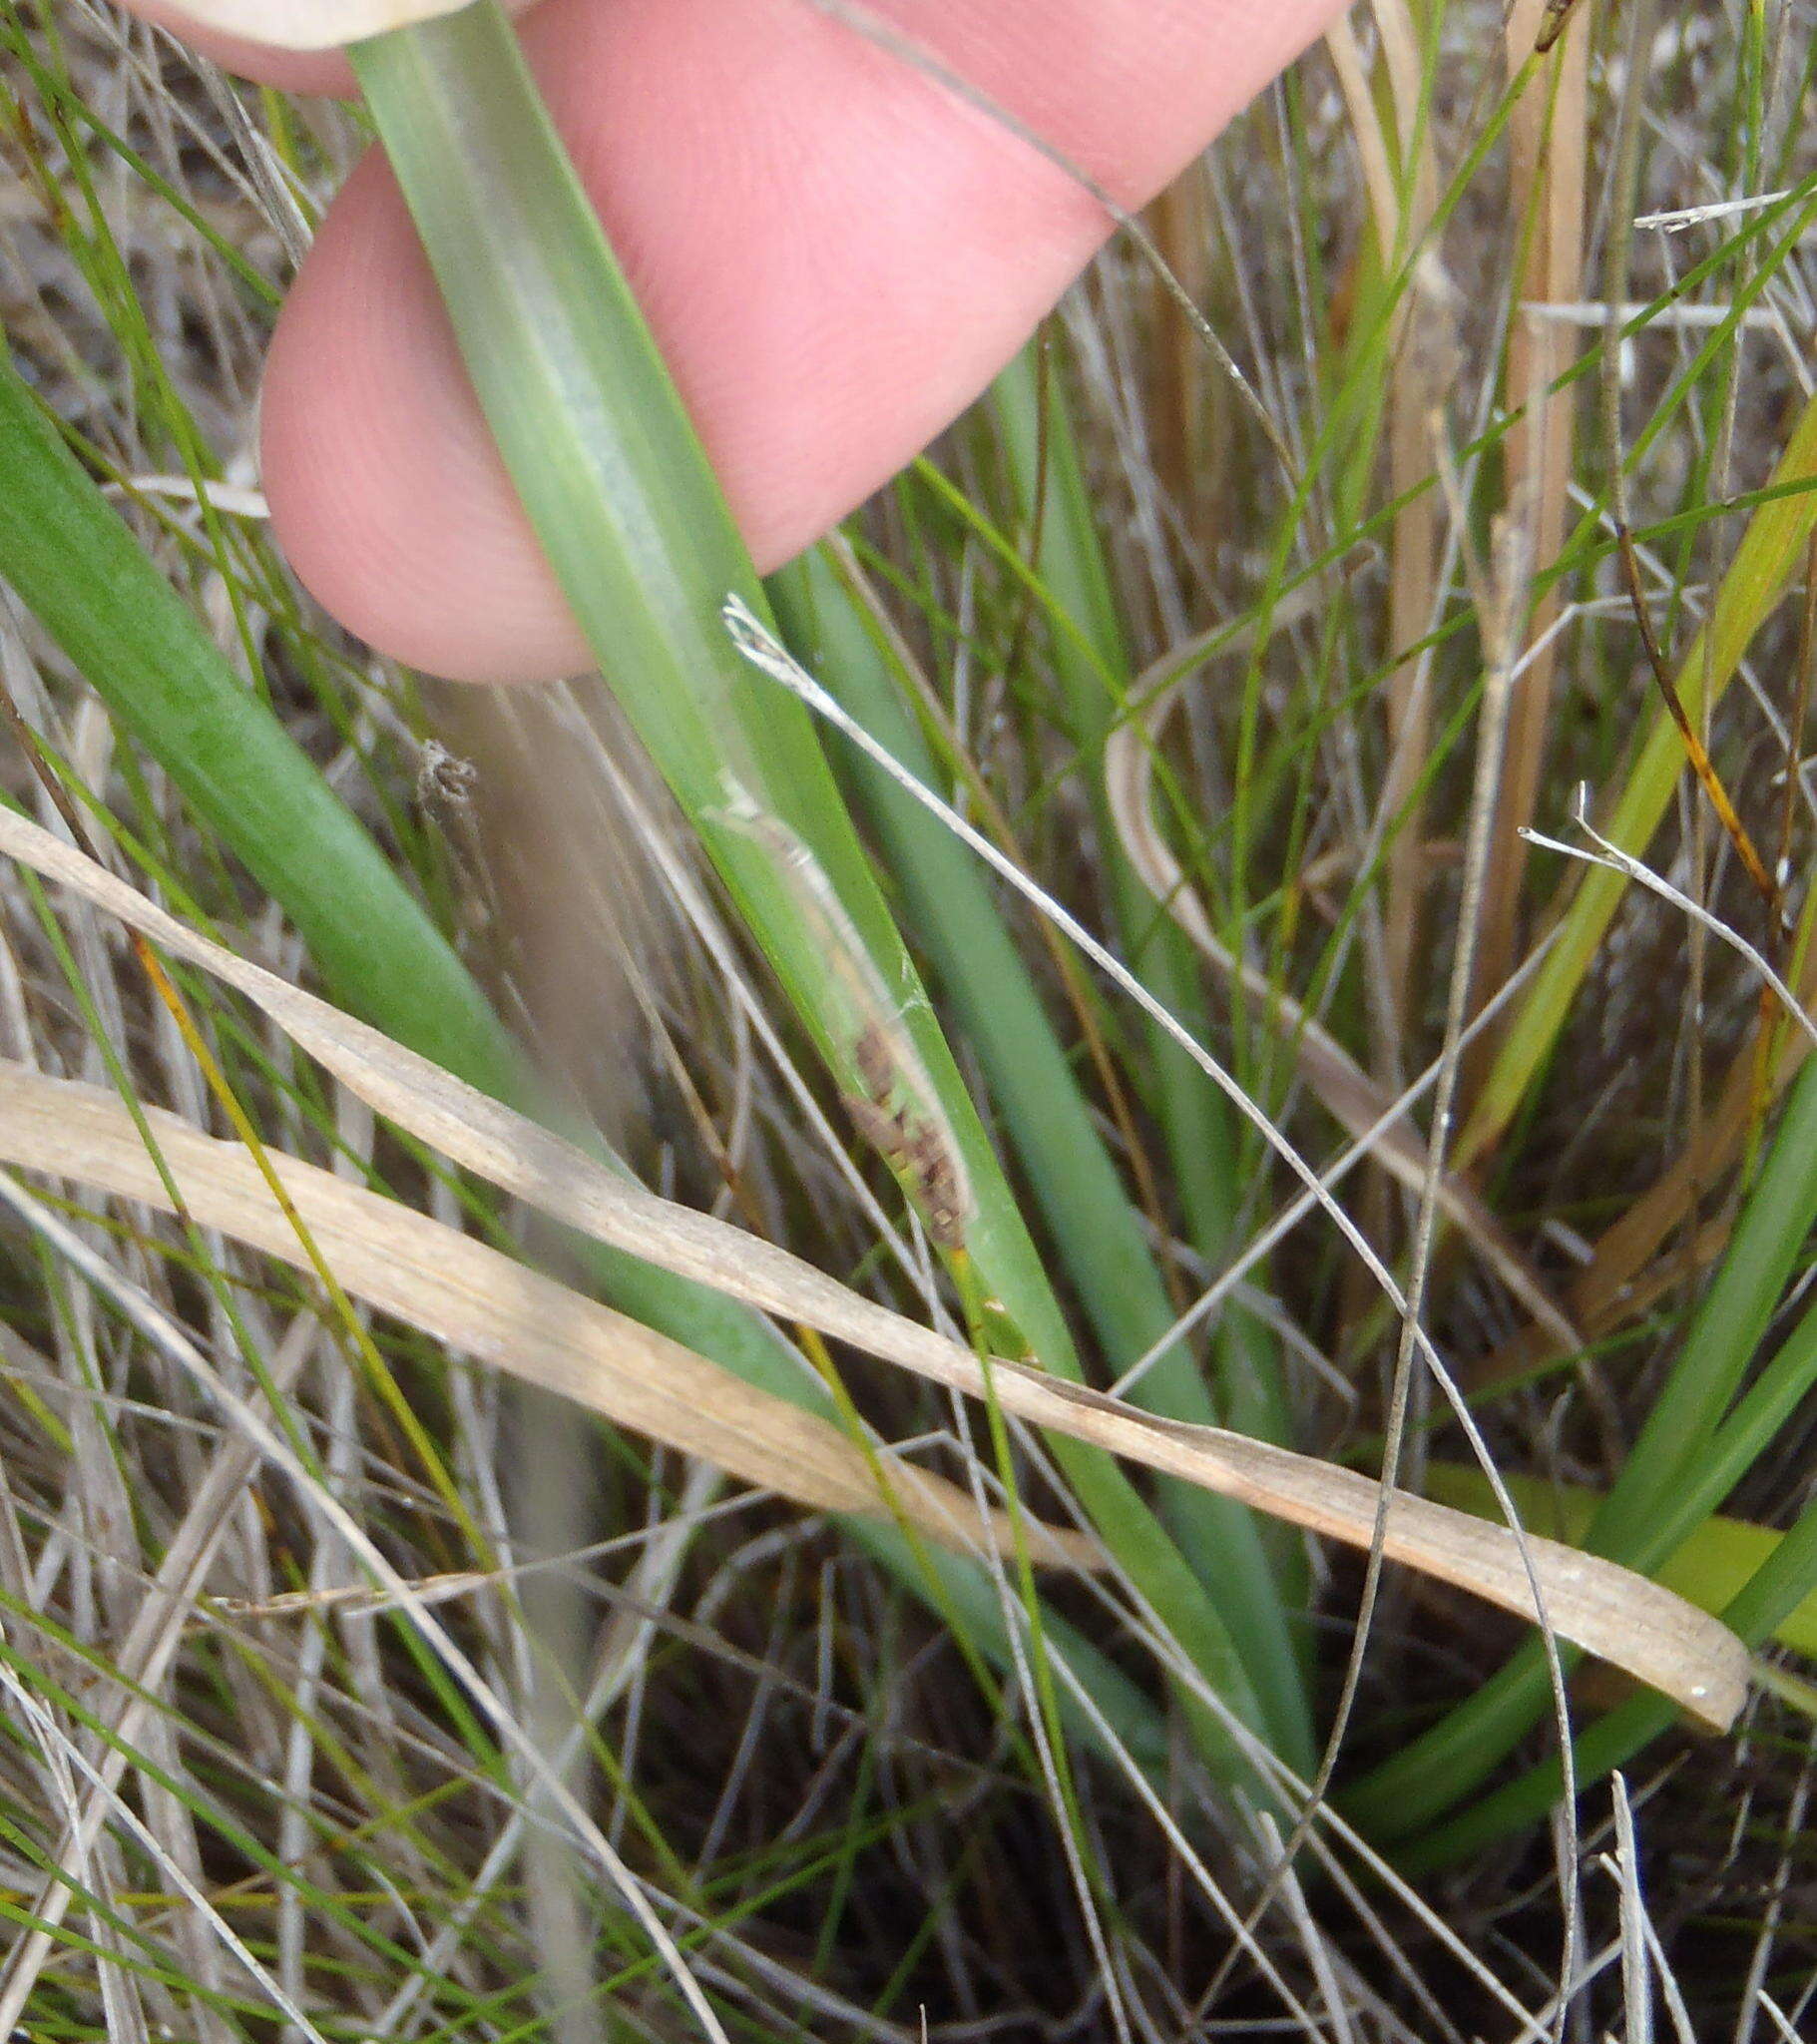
119, 0, 1346, 683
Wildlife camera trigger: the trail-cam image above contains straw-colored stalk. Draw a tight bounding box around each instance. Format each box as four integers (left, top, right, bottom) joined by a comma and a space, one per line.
1460, 0, 1589, 1110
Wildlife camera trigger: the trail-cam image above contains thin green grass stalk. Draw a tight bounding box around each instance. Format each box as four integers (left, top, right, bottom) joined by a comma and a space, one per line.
0, 342, 511, 1094
988, 349, 1301, 1460
1342, 1058, 1817, 1842
348, 0, 1286, 1773
0, 1609, 445, 1995
1400, 1465, 1817, 1874
16, 859, 387, 1538
990, 343, 1318, 1662
1461, 362, 1817, 1167
991, 351, 1247, 1278
0, 332, 1169, 1788
4, 7, 275, 681
2, 8, 281, 315
769, 540, 1312, 1775
1174, 76, 1471, 1199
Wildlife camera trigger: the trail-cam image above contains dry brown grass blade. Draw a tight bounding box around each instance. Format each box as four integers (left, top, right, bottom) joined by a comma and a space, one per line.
1143, 171, 1217, 561
0, 1059, 1088, 1569
1462, 0, 1589, 1103
1103, 626, 1580, 1352
6, 1058, 1749, 1733
0, 805, 1751, 1726
1614, 526, 1788, 935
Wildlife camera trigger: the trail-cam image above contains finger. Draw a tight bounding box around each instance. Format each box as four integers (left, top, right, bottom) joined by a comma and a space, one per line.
114, 0, 362, 90
112, 0, 534, 93
261, 0, 1344, 682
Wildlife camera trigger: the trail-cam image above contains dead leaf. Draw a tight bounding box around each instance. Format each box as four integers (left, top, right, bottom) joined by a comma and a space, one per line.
0, 804, 1749, 1730
0, 1058, 1087, 1570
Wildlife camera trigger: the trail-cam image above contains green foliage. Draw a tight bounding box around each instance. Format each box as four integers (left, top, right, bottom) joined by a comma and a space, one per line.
2, 0, 1815, 2029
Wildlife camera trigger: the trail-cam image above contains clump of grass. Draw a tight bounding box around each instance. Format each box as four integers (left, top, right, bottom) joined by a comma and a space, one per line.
0, 0, 1814, 2038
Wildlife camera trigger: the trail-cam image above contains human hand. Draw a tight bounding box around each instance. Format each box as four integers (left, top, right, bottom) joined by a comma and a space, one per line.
118, 0, 1344, 683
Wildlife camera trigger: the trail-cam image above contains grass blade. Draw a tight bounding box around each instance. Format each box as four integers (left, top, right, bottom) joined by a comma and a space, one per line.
770, 542, 1314, 1773
349, 0, 1288, 1767
0, 340, 510, 1094
0, 227, 1173, 1791
1342, 1059, 1817, 1841
1459, 387, 1817, 1167
1401, 1472, 1817, 1874
0, 817, 1743, 1738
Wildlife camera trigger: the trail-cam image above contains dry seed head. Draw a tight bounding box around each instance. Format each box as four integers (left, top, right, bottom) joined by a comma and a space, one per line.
416, 738, 478, 810
708, 711, 976, 1253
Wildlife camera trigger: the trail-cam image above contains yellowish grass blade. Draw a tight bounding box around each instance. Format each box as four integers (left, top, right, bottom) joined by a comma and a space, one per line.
1462, 0, 1589, 1101
1460, 385, 1817, 1169
1477, 924, 1817, 1388
0, 1060, 1085, 1570
0, 805, 1751, 1727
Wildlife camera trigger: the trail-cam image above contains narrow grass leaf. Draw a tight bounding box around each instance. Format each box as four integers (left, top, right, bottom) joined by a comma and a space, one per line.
350, 0, 1280, 1764
0, 341, 512, 1095
1343, 1059, 1817, 1839
771, 543, 1315, 1776
1461, 386, 1817, 1166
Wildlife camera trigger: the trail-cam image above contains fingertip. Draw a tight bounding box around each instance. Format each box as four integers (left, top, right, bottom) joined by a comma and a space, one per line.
260, 155, 590, 682
121, 0, 354, 90
259, 0, 1107, 683
115, 0, 540, 96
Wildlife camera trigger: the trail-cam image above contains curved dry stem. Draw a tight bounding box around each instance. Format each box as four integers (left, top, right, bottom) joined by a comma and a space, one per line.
1103, 612, 1579, 1351
0, 1061, 1085, 1569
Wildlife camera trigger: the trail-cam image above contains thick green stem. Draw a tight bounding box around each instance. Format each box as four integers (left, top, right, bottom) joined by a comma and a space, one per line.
770, 543, 1312, 1775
